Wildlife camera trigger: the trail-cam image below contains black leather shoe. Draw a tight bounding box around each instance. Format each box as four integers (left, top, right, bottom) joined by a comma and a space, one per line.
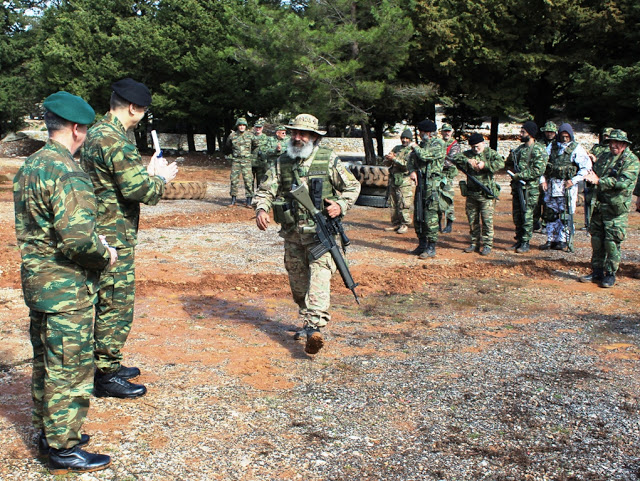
94, 372, 147, 399
442, 219, 453, 233
116, 365, 141, 380
579, 270, 604, 283
516, 241, 530, 253
48, 446, 111, 475
601, 273, 616, 288
539, 241, 554, 251
38, 431, 90, 456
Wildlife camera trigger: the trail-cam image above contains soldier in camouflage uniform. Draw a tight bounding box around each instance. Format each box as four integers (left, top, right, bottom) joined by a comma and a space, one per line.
580, 129, 639, 288
590, 127, 613, 161
81, 78, 178, 399
382, 128, 414, 234
452, 133, 505, 255
505, 121, 549, 253
533, 121, 558, 231
251, 121, 272, 192
541, 123, 592, 251
439, 123, 460, 233
14, 91, 117, 474
226, 117, 257, 206
254, 114, 360, 355
408, 119, 446, 258
261, 125, 289, 171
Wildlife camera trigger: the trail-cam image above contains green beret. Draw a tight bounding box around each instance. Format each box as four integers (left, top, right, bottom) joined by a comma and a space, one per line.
43, 91, 95, 125
112, 78, 152, 106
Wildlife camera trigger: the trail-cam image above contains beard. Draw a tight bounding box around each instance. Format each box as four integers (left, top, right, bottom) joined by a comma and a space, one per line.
287, 138, 315, 159
520, 134, 530, 143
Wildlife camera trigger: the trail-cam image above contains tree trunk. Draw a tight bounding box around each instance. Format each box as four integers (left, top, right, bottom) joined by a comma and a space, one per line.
205, 125, 217, 153
374, 120, 385, 158
187, 125, 196, 152
490, 115, 499, 151
361, 120, 376, 164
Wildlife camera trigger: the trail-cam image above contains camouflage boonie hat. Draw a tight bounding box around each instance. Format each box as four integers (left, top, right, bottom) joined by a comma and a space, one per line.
440, 123, 453, 131
285, 113, 326, 136
235, 117, 248, 126
606, 129, 631, 144
602, 127, 613, 137
540, 121, 557, 133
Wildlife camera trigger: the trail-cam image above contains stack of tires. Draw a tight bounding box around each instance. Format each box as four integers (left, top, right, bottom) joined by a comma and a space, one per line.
341, 156, 389, 208
161, 181, 208, 200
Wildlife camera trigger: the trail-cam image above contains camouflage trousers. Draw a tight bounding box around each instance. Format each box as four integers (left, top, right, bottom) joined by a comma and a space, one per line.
511, 184, 539, 243
94, 247, 135, 374
414, 189, 440, 242
30, 307, 93, 449
252, 164, 269, 191
465, 194, 496, 247
230, 157, 254, 197
388, 174, 413, 227
438, 171, 456, 222
284, 239, 337, 329
589, 204, 628, 275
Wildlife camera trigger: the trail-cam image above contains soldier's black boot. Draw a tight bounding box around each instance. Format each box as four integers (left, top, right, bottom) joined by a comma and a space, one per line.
115, 364, 140, 380
516, 241, 530, 253
245, 196, 252, 208
94, 371, 147, 399
442, 219, 453, 233
38, 431, 90, 456
579, 269, 604, 283
229, 195, 237, 206
601, 272, 616, 288
48, 446, 111, 475
419, 241, 436, 259
410, 237, 428, 255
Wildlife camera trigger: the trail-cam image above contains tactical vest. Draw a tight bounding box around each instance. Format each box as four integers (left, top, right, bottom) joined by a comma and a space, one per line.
548, 141, 578, 180
274, 147, 337, 228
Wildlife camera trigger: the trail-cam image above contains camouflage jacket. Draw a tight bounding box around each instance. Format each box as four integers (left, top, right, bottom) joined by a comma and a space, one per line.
443, 138, 461, 178
386, 144, 413, 175
252, 133, 272, 167
80, 112, 165, 250
453, 147, 505, 198
408, 136, 446, 179
506, 142, 548, 188
226, 130, 256, 160
14, 139, 110, 313
593, 148, 639, 214
262, 135, 290, 166
591, 143, 609, 159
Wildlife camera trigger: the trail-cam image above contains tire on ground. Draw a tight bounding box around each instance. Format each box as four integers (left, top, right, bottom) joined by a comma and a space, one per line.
162, 181, 208, 200
355, 194, 388, 208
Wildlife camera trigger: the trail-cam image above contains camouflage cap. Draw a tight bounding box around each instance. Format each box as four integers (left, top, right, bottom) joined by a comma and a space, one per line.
43, 91, 96, 125
440, 123, 453, 131
606, 129, 631, 144
255, 121, 264, 128
235, 117, 248, 127
602, 127, 613, 137
285, 113, 326, 136
111, 78, 152, 106
540, 121, 557, 133
275, 125, 287, 131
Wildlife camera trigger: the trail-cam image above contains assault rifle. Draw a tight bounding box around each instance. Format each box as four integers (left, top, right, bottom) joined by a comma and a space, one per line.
584, 183, 592, 231
457, 163, 495, 198
507, 170, 527, 216
414, 168, 425, 223
290, 183, 360, 304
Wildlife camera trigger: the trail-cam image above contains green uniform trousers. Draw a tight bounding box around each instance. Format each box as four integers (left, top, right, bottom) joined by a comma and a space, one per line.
465, 194, 496, 247
284, 240, 337, 329
589, 203, 628, 275
230, 157, 254, 197
388, 174, 413, 227
94, 247, 135, 373
30, 308, 93, 449
512, 184, 539, 243
414, 188, 440, 242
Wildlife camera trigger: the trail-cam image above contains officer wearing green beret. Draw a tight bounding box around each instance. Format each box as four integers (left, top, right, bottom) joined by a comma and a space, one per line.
14, 91, 117, 474
581, 129, 639, 287
81, 78, 178, 399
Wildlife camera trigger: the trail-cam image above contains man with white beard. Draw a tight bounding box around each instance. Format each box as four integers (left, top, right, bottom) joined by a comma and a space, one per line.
253, 114, 360, 355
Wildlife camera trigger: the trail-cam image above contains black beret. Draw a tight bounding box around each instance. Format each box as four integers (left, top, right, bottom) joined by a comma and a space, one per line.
111, 78, 152, 106
43, 91, 95, 125
417, 119, 437, 132
522, 121, 538, 137
468, 133, 484, 145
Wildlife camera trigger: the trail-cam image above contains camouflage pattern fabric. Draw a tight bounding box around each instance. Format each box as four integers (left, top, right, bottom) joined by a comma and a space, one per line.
453, 147, 505, 248
14, 140, 109, 450
252, 133, 274, 188
226, 129, 256, 197
440, 138, 461, 222
30, 308, 94, 449
254, 145, 360, 328
81, 112, 165, 373
506, 142, 548, 243
14, 139, 110, 312
231, 159, 254, 197
263, 135, 289, 166
589, 148, 639, 274
408, 136, 446, 242
386, 144, 414, 227
591, 143, 609, 160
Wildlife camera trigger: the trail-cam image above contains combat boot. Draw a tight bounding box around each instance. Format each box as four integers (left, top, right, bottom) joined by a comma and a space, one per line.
48, 446, 111, 475
507, 241, 520, 251
516, 241, 530, 253
463, 244, 477, 253
245, 196, 252, 208
419, 241, 436, 259
539, 241, 554, 250
553, 241, 567, 251
38, 431, 90, 457
304, 328, 324, 355
229, 195, 237, 206
579, 269, 604, 283
442, 219, 453, 233
115, 364, 140, 380
410, 237, 428, 255
480, 246, 492, 256
94, 371, 146, 399
601, 273, 616, 288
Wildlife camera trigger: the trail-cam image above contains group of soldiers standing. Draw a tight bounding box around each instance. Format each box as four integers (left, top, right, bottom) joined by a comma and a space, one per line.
383, 119, 640, 288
